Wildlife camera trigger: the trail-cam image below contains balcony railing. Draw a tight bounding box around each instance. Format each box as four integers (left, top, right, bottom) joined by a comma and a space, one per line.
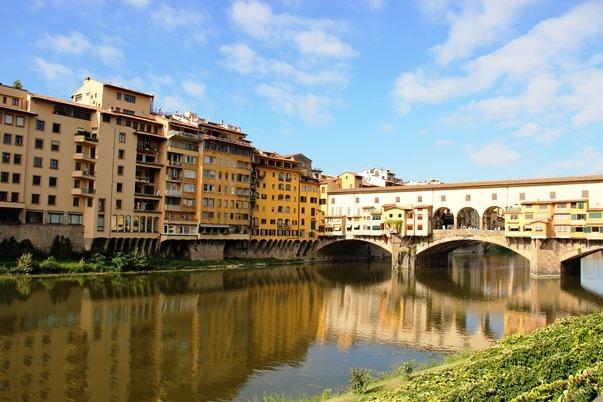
136, 144, 159, 154
168, 160, 183, 167
135, 191, 161, 198
166, 190, 182, 197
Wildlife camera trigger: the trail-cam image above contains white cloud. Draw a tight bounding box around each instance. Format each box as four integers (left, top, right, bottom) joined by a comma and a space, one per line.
379, 123, 395, 133
469, 140, 520, 166
38, 31, 91, 55
123, 0, 149, 7
512, 123, 563, 142
435, 138, 454, 146
564, 68, 603, 126
256, 83, 334, 126
392, 2, 603, 114
34, 57, 73, 81
160, 95, 189, 113
220, 43, 347, 86
97, 45, 124, 65
431, 0, 541, 65
151, 4, 203, 29
182, 80, 206, 99
552, 147, 603, 173
364, 0, 385, 12
294, 30, 356, 59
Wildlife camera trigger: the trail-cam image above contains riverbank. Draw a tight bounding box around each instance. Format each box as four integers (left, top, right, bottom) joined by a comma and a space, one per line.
285, 311, 603, 401
0, 252, 305, 277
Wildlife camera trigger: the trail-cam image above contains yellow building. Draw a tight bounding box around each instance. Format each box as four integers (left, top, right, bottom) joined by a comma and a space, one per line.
505, 199, 602, 240
299, 176, 322, 238
251, 151, 300, 240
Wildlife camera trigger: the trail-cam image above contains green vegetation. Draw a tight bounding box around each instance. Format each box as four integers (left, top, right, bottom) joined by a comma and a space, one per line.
281, 312, 603, 401
0, 251, 303, 277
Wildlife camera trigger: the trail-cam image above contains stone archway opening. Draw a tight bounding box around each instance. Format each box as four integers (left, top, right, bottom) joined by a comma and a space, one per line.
457, 207, 480, 229
482, 206, 505, 231
433, 207, 455, 230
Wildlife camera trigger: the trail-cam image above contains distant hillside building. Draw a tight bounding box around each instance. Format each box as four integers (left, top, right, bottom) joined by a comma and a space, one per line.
358, 167, 402, 187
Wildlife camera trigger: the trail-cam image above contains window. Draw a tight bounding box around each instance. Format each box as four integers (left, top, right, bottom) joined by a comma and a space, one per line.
124, 94, 136, 103
97, 214, 105, 231
441, 195, 446, 202
2, 152, 9, 163
68, 213, 83, 225
11, 192, 18, 203
25, 211, 43, 223
15, 116, 24, 127
102, 114, 111, 123
36, 120, 45, 131
47, 212, 63, 224
184, 184, 196, 193
48, 177, 57, 187
492, 193, 497, 201
582, 190, 589, 198
0, 172, 8, 183
31, 194, 40, 204
15, 135, 22, 145
33, 157, 42, 168
73, 197, 79, 207
34, 138, 43, 149
465, 194, 471, 201
417, 195, 423, 202
115, 199, 122, 209
51, 141, 60, 151
3, 133, 11, 144
32, 175, 41, 185
48, 195, 56, 205
375, 197, 379, 204
117, 165, 124, 175
12, 173, 20, 184
519, 192, 526, 201
0, 192, 6, 202
118, 149, 125, 159
52, 123, 61, 133
49, 159, 58, 169
13, 154, 21, 164
116, 183, 123, 192
4, 114, 13, 125
119, 132, 126, 143
550, 191, 556, 200
116, 92, 122, 100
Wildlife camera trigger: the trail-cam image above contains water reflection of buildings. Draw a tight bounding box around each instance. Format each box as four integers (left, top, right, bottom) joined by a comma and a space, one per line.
0, 258, 602, 401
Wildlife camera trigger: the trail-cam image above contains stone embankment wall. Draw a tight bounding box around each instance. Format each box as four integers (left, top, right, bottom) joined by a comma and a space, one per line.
0, 224, 85, 252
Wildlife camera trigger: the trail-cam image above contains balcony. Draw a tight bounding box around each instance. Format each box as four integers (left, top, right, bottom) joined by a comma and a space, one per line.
166, 175, 182, 182
135, 191, 161, 199
134, 208, 161, 214
74, 131, 98, 144
135, 176, 151, 183
166, 190, 182, 197
136, 155, 162, 167
72, 169, 96, 179
168, 160, 183, 167
136, 144, 160, 155
73, 152, 97, 162
168, 129, 202, 141
71, 188, 95, 197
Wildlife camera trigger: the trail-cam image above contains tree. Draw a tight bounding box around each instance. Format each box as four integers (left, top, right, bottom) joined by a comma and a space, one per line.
12, 80, 23, 89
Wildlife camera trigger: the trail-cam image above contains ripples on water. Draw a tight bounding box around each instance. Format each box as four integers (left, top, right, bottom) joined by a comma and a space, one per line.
0, 253, 602, 401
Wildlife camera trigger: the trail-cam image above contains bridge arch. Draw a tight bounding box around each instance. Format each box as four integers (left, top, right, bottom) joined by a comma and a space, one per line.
457, 207, 480, 229
415, 232, 531, 262
482, 206, 505, 231
315, 237, 392, 258
559, 246, 603, 268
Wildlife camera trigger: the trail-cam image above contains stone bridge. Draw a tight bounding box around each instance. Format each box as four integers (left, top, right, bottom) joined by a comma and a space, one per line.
316, 229, 603, 278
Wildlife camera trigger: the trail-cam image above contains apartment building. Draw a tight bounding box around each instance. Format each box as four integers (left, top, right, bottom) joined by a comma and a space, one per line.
299, 176, 322, 239
505, 199, 603, 240
251, 151, 301, 240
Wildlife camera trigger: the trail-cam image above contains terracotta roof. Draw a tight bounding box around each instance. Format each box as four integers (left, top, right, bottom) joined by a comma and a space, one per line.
329, 175, 603, 194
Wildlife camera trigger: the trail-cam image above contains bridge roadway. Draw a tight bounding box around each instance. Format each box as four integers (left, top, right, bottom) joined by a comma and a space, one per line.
315, 229, 603, 278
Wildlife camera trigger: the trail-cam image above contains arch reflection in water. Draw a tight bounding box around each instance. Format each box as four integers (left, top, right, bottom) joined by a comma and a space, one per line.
0, 256, 601, 401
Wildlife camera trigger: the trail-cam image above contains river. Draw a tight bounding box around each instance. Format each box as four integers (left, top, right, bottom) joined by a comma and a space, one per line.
0, 253, 602, 401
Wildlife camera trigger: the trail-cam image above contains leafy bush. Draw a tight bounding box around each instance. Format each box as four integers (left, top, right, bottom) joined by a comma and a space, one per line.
15, 253, 37, 275
111, 252, 148, 272
349, 368, 371, 394
39, 256, 61, 273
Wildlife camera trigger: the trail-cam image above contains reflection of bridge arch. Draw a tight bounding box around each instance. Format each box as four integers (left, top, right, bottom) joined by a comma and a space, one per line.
433, 207, 455, 229
416, 232, 531, 262
457, 207, 480, 229
482, 206, 505, 230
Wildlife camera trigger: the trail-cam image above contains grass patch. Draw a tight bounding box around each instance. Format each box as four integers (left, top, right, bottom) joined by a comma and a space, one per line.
282, 312, 603, 402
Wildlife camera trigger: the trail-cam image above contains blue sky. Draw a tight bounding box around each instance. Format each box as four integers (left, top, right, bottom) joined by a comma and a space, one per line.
2, 0, 603, 181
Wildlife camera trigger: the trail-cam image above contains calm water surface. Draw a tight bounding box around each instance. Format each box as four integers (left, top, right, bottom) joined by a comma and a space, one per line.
1, 253, 602, 401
